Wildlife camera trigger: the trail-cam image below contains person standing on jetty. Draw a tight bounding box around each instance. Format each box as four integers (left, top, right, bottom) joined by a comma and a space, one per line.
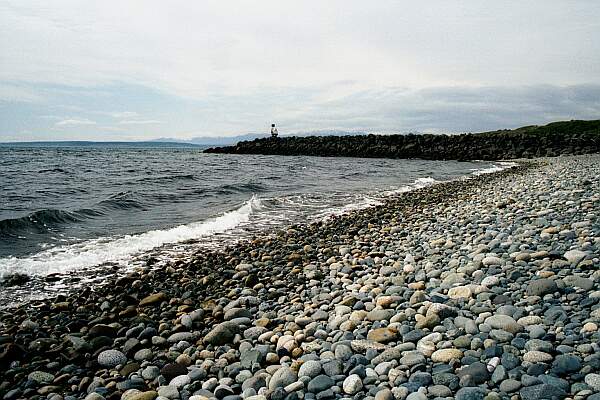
270, 123, 279, 139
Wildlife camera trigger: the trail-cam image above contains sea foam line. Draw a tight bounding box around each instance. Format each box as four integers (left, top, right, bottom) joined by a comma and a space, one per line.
471, 161, 518, 176
0, 195, 261, 278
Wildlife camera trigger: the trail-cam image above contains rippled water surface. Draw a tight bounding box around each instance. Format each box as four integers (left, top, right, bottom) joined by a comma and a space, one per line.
0, 144, 499, 303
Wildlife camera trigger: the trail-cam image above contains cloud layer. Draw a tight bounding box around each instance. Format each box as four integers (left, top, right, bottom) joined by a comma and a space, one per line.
1, 1, 599, 140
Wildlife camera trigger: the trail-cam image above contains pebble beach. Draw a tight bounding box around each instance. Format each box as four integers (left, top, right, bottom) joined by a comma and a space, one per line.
1, 154, 599, 400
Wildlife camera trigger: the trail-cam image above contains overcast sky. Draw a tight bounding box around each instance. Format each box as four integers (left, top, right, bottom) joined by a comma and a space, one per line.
1, 1, 599, 141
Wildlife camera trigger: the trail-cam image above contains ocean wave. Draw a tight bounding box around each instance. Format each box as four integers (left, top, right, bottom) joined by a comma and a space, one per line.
0, 208, 102, 236
136, 173, 196, 183
0, 195, 261, 278
219, 182, 267, 194
37, 167, 69, 173
97, 191, 145, 210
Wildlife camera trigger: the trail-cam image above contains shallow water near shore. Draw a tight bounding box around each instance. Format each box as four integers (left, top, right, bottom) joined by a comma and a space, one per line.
0, 145, 502, 305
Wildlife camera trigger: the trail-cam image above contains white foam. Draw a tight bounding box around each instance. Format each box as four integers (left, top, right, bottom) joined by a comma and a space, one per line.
471, 161, 518, 176
0, 195, 261, 278
316, 196, 384, 219
413, 177, 437, 187
383, 176, 438, 196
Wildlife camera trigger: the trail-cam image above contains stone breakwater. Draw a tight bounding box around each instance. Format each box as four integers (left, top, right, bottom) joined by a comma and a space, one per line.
1, 154, 599, 400
204, 120, 600, 161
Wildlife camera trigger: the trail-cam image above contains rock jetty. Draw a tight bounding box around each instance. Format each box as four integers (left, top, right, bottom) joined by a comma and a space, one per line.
0, 154, 599, 400
204, 120, 600, 161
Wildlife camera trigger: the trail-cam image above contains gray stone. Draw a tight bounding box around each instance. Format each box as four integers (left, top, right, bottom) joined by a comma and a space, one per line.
484, 315, 523, 334
342, 374, 363, 395
526, 279, 558, 297
374, 388, 394, 400
27, 371, 54, 384
428, 385, 452, 397
141, 366, 160, 380
585, 374, 600, 391
167, 332, 194, 343
455, 387, 486, 400
224, 308, 252, 321
562, 275, 594, 290
268, 367, 297, 390
97, 350, 127, 368
169, 374, 191, 388
499, 379, 521, 393
299, 360, 322, 378
240, 349, 261, 369
563, 250, 588, 264
399, 351, 426, 367
157, 385, 179, 399
406, 392, 427, 400
204, 323, 234, 346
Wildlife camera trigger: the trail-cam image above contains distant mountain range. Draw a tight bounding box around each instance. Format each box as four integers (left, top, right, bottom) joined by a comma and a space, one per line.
0, 141, 204, 148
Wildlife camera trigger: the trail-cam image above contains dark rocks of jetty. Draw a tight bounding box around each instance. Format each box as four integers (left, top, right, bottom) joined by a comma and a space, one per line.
204, 119, 600, 160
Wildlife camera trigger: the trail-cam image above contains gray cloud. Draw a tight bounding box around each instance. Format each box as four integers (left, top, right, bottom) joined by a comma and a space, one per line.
278, 84, 600, 134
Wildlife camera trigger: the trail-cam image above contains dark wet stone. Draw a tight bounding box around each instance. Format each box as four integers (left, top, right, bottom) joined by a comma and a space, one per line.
400, 382, 421, 393
456, 362, 489, 384
349, 364, 366, 379
137, 327, 158, 341
90, 336, 113, 350
520, 384, 567, 400
161, 363, 188, 381
316, 389, 335, 399
0, 273, 30, 287
537, 376, 569, 392
433, 373, 459, 390
214, 384, 234, 399
526, 364, 547, 376
88, 324, 117, 338
0, 343, 26, 368
270, 387, 287, 400
402, 329, 427, 342
120, 362, 141, 377
511, 337, 526, 350
483, 345, 502, 358
307, 375, 335, 393
241, 376, 266, 392
492, 295, 512, 305
551, 354, 581, 375
544, 307, 567, 323
409, 372, 432, 387
501, 353, 520, 370
123, 338, 141, 355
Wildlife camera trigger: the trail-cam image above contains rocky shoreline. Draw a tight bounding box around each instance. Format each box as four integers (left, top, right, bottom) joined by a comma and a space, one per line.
1, 154, 599, 400
204, 120, 600, 161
